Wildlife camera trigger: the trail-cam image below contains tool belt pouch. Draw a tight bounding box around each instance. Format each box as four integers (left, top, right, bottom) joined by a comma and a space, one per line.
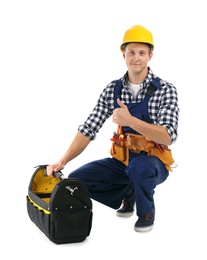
127, 134, 154, 153
149, 147, 174, 171
110, 138, 129, 166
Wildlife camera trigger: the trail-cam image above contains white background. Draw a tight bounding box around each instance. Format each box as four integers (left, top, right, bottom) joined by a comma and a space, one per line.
1, 0, 206, 259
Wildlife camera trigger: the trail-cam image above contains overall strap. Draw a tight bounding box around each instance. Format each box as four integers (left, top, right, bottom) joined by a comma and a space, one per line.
114, 77, 162, 108
146, 77, 162, 96
114, 79, 123, 108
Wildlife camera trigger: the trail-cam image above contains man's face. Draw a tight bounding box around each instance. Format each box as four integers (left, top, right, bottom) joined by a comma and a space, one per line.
123, 43, 153, 74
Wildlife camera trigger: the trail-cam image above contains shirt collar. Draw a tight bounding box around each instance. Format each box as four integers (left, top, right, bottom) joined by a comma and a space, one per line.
122, 67, 157, 89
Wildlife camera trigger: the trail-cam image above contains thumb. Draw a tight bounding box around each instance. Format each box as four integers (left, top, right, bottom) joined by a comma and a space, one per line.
117, 98, 127, 108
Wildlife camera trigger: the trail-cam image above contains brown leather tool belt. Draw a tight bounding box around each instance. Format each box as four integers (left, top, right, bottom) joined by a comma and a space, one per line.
110, 131, 174, 171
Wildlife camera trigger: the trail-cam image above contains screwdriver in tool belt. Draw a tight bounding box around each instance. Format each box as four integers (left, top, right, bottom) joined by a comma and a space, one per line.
154, 142, 164, 153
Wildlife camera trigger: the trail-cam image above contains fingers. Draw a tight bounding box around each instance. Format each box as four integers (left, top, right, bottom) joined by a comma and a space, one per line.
46, 163, 64, 177
117, 98, 127, 108
46, 165, 56, 177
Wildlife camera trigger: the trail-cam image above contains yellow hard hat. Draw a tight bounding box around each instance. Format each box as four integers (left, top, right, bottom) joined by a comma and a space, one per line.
120, 25, 154, 51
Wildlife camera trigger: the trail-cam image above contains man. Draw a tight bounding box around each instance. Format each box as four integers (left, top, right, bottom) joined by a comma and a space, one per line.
47, 25, 179, 232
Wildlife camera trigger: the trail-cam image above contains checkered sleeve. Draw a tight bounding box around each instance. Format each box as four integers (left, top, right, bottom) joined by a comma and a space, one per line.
149, 81, 179, 144
78, 82, 115, 140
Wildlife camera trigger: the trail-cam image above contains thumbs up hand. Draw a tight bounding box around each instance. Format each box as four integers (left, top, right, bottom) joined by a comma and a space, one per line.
112, 98, 133, 126
117, 98, 127, 109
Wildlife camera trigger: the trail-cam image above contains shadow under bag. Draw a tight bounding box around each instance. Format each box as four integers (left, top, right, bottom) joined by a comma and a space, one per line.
26, 165, 93, 244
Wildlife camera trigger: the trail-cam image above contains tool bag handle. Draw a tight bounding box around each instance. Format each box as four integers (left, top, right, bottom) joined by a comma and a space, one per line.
43, 168, 65, 179
53, 171, 65, 179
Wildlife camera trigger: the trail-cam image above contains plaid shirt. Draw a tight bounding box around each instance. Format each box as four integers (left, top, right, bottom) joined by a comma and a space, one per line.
78, 67, 179, 144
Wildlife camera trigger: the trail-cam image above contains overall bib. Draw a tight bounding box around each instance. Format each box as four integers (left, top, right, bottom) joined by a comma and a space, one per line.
69, 78, 169, 217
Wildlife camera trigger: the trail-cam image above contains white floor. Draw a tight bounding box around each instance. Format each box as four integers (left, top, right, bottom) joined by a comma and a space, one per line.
2, 151, 206, 260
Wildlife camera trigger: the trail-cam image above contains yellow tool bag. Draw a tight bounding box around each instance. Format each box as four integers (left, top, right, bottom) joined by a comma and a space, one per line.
26, 165, 93, 244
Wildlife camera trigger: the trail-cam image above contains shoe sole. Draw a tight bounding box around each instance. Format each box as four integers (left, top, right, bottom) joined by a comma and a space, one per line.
116, 211, 134, 217
134, 224, 154, 232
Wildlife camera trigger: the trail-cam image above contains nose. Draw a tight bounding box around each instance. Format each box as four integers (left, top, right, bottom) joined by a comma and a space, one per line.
134, 52, 140, 60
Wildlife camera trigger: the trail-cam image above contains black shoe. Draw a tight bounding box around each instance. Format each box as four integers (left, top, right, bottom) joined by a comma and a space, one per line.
116, 192, 135, 217
134, 208, 155, 232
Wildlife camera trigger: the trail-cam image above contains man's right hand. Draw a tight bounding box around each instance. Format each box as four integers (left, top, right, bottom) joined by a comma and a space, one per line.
46, 163, 65, 177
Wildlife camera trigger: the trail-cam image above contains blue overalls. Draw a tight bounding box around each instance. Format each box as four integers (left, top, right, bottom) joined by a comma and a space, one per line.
69, 78, 169, 217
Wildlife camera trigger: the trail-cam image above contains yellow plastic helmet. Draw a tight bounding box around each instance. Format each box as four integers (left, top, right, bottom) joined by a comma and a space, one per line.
120, 25, 154, 51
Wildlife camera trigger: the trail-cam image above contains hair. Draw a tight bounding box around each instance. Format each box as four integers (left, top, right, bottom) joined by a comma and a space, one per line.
122, 42, 154, 52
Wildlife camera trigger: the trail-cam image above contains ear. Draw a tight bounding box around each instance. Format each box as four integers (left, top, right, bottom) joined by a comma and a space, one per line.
122, 50, 125, 59
148, 52, 153, 61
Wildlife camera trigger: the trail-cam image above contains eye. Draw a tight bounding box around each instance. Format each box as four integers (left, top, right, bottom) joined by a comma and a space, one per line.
140, 51, 145, 56
129, 51, 135, 55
